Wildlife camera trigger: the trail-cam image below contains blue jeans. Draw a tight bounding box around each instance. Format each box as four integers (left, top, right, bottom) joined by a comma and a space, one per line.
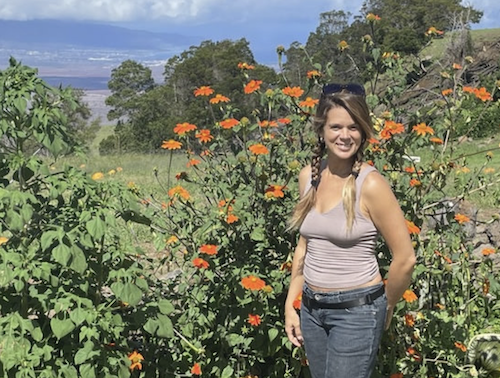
300, 282, 387, 378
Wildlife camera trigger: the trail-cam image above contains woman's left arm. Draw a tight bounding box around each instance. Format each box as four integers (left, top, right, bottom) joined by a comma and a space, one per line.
362, 171, 416, 326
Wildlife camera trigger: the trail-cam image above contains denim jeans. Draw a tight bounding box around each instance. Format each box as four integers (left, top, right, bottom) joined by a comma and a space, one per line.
300, 282, 387, 378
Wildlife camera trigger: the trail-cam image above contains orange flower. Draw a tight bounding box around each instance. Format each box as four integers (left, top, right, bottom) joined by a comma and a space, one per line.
259, 120, 278, 128
187, 158, 201, 168
128, 350, 144, 371
220, 118, 239, 129
366, 13, 381, 22
244, 80, 262, 94
248, 144, 269, 155
192, 257, 209, 269
161, 139, 182, 150
441, 88, 453, 96
404, 166, 415, 173
282, 86, 304, 98
407, 347, 422, 362
166, 235, 178, 244
293, 293, 302, 309
194, 86, 214, 97
462, 86, 475, 94
454, 213, 470, 224
168, 185, 190, 200
306, 70, 321, 79
226, 213, 239, 224
409, 178, 421, 187
482, 247, 495, 256
405, 220, 420, 235
380, 120, 404, 140
412, 122, 434, 137
299, 97, 319, 108
278, 117, 291, 125
247, 314, 262, 326
403, 289, 418, 303
474, 87, 492, 101
0, 236, 9, 246
195, 129, 213, 143
238, 62, 255, 70
209, 94, 230, 104
452, 63, 462, 70
454, 342, 467, 352
241, 275, 266, 290
404, 313, 415, 327
368, 138, 380, 145
265, 185, 285, 198
337, 40, 349, 51
430, 137, 444, 144
199, 244, 218, 255
191, 362, 202, 375
425, 26, 444, 36
174, 122, 197, 135
280, 261, 292, 272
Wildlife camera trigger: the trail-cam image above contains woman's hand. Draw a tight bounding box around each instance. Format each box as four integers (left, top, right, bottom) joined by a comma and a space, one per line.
285, 309, 303, 347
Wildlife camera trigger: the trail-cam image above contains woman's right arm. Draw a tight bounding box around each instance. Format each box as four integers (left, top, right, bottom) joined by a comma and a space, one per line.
284, 165, 311, 347
285, 236, 306, 347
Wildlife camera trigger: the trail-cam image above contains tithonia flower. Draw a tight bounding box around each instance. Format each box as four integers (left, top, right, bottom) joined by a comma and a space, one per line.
481, 247, 495, 256
194, 86, 214, 97
168, 185, 190, 200
174, 122, 197, 135
186, 158, 201, 167
380, 120, 404, 140
454, 213, 470, 224
248, 144, 269, 155
91, 172, 104, 180
128, 350, 144, 371
226, 214, 239, 224
403, 289, 418, 303
161, 139, 182, 150
452, 63, 463, 70
405, 220, 420, 235
412, 122, 434, 137
366, 13, 381, 22
441, 88, 453, 96
241, 275, 266, 290
293, 293, 302, 309
430, 137, 444, 144
282, 86, 304, 98
454, 342, 467, 352
299, 97, 319, 108
265, 185, 285, 198
191, 362, 202, 375
404, 313, 415, 327
237, 62, 255, 70
244, 80, 262, 94
306, 70, 321, 79
192, 257, 209, 269
166, 235, 178, 244
258, 120, 278, 128
195, 129, 214, 143
220, 118, 239, 129
337, 40, 349, 51
247, 314, 262, 326
278, 117, 291, 124
199, 244, 218, 255
209, 94, 230, 104
474, 87, 492, 101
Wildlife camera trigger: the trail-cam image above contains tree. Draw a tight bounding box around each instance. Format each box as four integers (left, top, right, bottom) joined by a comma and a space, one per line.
105, 59, 155, 122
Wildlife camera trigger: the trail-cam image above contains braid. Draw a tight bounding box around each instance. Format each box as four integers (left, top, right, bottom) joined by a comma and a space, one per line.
310, 138, 325, 188
343, 153, 364, 232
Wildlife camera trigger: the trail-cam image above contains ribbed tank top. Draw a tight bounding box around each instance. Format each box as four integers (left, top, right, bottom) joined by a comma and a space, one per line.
299, 165, 380, 288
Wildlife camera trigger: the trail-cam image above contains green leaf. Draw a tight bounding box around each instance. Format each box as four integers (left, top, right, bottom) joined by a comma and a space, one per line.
156, 314, 174, 338
79, 364, 96, 378
221, 365, 234, 378
70, 245, 87, 274
69, 308, 87, 326
41, 231, 59, 251
50, 318, 75, 339
86, 217, 106, 240
250, 226, 265, 241
143, 318, 159, 335
268, 328, 279, 343
52, 243, 71, 266
120, 282, 142, 306
158, 299, 175, 315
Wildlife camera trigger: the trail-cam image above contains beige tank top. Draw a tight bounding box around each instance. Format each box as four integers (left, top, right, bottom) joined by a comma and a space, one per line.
299, 165, 380, 288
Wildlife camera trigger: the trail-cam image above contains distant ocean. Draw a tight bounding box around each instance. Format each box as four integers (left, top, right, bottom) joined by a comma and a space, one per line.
41, 76, 110, 90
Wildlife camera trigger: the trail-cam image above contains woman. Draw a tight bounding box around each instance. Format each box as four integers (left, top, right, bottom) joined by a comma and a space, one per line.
284, 83, 416, 378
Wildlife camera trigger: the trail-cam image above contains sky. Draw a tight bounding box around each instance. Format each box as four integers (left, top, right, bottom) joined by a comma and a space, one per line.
0, 0, 499, 63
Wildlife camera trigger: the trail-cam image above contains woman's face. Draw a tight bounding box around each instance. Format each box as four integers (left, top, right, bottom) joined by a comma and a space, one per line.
321, 106, 363, 161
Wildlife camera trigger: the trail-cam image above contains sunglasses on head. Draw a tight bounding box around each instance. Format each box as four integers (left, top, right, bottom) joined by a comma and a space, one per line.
322, 83, 366, 96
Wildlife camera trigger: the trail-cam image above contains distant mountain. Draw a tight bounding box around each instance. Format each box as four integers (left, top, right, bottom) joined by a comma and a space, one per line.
0, 19, 200, 50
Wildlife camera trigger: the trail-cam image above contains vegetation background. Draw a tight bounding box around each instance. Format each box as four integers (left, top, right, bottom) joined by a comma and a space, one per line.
1, 0, 500, 377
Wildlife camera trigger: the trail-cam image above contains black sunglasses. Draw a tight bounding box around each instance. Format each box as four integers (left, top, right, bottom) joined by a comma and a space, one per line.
322, 83, 366, 96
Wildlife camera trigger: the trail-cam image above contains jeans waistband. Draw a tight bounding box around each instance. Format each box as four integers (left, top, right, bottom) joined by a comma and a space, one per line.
302, 283, 385, 309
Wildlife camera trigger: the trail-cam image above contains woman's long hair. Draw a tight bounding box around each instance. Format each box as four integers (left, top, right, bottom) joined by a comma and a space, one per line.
288, 91, 374, 232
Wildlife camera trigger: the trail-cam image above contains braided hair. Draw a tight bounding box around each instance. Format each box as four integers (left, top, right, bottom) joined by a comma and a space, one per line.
288, 90, 373, 232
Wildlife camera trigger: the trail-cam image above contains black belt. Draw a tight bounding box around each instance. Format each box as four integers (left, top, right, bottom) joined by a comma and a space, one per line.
302, 285, 385, 309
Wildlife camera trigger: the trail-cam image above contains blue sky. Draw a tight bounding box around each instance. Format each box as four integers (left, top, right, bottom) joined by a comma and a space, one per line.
0, 0, 499, 64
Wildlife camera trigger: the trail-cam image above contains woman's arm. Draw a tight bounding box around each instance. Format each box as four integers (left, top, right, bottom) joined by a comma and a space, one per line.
362, 171, 416, 327
285, 236, 306, 347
